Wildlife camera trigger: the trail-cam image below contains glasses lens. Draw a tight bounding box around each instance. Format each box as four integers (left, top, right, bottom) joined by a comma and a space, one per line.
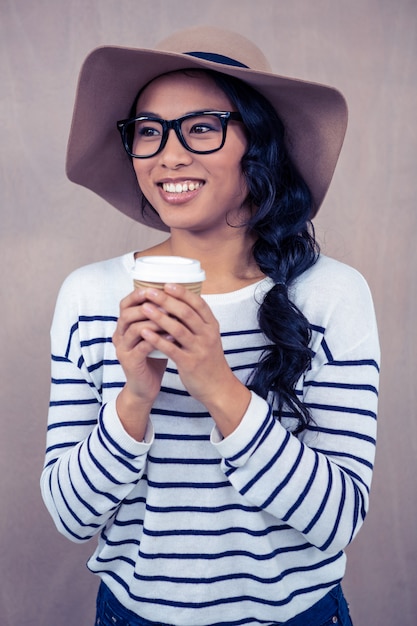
181, 114, 224, 153
122, 113, 228, 157
126, 118, 164, 157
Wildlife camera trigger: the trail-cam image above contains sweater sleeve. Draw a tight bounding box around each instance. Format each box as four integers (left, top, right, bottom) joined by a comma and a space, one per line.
211, 264, 380, 555
40, 266, 153, 543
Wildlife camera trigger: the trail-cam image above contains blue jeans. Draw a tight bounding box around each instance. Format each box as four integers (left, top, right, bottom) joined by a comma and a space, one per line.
94, 581, 354, 626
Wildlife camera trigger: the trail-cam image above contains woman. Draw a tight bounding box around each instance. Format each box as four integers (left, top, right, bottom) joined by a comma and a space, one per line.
41, 26, 379, 626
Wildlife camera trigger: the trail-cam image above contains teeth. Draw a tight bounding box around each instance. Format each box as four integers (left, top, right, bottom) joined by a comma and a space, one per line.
162, 182, 202, 193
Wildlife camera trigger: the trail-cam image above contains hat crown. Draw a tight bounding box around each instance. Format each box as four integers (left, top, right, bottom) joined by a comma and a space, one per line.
156, 26, 272, 73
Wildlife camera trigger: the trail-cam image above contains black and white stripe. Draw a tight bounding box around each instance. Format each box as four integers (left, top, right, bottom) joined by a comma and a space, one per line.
41, 252, 379, 625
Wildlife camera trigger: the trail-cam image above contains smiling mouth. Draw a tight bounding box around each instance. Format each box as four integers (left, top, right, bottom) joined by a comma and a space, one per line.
161, 181, 204, 193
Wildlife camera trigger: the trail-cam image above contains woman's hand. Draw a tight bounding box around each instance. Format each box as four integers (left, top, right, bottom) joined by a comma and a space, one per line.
112, 289, 168, 440
138, 283, 252, 437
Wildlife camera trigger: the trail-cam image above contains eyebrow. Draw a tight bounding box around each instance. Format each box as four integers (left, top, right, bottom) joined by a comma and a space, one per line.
133, 109, 223, 119
134, 110, 158, 117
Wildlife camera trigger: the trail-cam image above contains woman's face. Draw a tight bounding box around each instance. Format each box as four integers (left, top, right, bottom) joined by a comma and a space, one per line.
132, 71, 249, 236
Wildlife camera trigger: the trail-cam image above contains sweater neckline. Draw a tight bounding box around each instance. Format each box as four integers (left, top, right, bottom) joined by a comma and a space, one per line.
123, 251, 273, 304
202, 278, 273, 305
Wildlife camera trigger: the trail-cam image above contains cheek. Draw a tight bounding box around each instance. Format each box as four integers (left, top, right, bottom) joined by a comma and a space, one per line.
132, 161, 145, 183
132, 165, 157, 213
133, 162, 153, 193
214, 152, 247, 194
230, 157, 249, 199
226, 138, 247, 189
236, 174, 250, 206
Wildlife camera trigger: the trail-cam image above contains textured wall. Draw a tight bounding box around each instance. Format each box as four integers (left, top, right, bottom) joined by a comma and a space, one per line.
1, 0, 416, 624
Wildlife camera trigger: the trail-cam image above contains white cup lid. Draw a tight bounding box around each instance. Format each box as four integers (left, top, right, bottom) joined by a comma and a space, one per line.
132, 256, 206, 282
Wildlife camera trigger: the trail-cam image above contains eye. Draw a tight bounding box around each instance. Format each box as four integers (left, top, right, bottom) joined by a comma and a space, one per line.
137, 126, 161, 138
187, 115, 223, 136
190, 122, 213, 134
134, 120, 162, 139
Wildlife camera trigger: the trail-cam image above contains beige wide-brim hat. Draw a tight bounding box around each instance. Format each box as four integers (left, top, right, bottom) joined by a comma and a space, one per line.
66, 26, 348, 231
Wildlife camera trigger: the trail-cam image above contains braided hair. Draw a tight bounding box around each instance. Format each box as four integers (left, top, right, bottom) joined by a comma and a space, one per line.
210, 71, 319, 433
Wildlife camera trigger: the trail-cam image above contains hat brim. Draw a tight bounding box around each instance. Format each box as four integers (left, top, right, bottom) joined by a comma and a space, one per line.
66, 45, 348, 230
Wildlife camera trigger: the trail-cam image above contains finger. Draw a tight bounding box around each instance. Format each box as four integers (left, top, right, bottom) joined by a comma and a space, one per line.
140, 297, 220, 359
118, 320, 163, 350
141, 327, 182, 359
164, 283, 214, 323
142, 300, 198, 343
119, 288, 148, 309
117, 291, 163, 336
141, 285, 212, 331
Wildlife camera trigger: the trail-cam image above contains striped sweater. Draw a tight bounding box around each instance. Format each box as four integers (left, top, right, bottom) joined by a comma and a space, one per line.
41, 251, 380, 625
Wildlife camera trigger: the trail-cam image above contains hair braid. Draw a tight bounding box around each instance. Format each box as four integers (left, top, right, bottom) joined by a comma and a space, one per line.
211, 71, 320, 432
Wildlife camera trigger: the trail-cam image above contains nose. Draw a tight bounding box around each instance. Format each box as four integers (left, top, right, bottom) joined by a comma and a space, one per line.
158, 128, 193, 168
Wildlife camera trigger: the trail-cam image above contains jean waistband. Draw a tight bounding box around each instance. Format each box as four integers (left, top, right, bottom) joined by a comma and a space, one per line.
96, 582, 167, 625
281, 584, 344, 626
96, 581, 345, 626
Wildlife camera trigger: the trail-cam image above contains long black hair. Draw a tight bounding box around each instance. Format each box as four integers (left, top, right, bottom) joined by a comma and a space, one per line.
209, 71, 319, 433
128, 69, 319, 433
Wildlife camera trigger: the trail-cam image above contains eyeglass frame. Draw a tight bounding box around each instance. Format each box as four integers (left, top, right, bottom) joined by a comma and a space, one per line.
117, 110, 243, 159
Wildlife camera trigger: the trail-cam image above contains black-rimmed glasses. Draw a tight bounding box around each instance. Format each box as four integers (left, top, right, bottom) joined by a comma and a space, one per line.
117, 110, 242, 158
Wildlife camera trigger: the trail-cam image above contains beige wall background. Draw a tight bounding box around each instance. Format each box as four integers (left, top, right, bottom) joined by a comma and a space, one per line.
1, 0, 416, 624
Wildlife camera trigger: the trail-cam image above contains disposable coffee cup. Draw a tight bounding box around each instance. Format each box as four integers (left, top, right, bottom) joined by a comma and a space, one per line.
132, 256, 206, 358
